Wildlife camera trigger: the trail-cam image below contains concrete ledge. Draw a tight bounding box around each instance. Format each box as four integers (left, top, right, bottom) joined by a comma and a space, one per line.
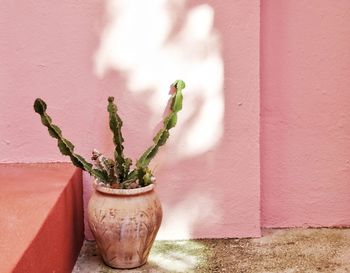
0, 163, 84, 273
74, 228, 350, 272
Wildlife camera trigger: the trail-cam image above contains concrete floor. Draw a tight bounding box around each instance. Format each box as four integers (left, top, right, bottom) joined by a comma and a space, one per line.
72, 228, 350, 273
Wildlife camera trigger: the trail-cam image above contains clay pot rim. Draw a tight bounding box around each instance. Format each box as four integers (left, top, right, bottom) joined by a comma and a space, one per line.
93, 180, 155, 196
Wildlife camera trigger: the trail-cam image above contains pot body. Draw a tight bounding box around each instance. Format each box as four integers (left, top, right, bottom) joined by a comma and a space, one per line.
87, 183, 162, 269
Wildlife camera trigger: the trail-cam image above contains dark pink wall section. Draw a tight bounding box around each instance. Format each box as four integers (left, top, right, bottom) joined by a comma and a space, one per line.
261, 0, 350, 227
0, 164, 84, 273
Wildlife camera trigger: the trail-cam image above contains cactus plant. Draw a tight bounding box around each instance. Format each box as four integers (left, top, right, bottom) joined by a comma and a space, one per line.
34, 80, 185, 189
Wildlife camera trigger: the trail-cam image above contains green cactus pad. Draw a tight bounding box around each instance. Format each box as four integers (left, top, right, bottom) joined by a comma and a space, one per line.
34, 98, 108, 182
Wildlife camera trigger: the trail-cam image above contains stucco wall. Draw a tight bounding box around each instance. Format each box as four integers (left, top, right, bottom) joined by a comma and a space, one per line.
0, 0, 260, 239
2, 0, 350, 238
261, 0, 350, 227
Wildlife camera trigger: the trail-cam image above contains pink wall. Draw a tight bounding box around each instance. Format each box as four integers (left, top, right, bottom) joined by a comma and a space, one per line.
3, 0, 350, 238
261, 0, 350, 227
0, 0, 260, 239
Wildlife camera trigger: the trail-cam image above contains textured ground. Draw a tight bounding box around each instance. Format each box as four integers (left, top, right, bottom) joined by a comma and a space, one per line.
72, 228, 350, 273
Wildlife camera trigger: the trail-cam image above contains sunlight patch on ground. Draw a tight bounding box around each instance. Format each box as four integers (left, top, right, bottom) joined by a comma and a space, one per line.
149, 240, 207, 273
94, 0, 224, 160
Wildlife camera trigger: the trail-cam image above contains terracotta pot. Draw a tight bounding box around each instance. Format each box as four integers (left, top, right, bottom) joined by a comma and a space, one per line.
87, 181, 162, 269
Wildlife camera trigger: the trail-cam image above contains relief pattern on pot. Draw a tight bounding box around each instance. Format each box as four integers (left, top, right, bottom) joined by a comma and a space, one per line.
88, 194, 162, 268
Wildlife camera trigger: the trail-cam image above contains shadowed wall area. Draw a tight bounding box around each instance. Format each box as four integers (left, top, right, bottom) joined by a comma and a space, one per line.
261, 0, 350, 228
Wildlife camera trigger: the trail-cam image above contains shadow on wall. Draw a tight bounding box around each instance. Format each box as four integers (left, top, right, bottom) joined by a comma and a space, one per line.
89, 0, 225, 240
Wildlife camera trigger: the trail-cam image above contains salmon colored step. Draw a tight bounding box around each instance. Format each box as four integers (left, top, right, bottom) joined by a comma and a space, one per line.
0, 163, 84, 273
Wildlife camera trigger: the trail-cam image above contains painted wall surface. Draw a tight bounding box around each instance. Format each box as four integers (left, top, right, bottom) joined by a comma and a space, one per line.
261, 1, 350, 227
0, 0, 261, 239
